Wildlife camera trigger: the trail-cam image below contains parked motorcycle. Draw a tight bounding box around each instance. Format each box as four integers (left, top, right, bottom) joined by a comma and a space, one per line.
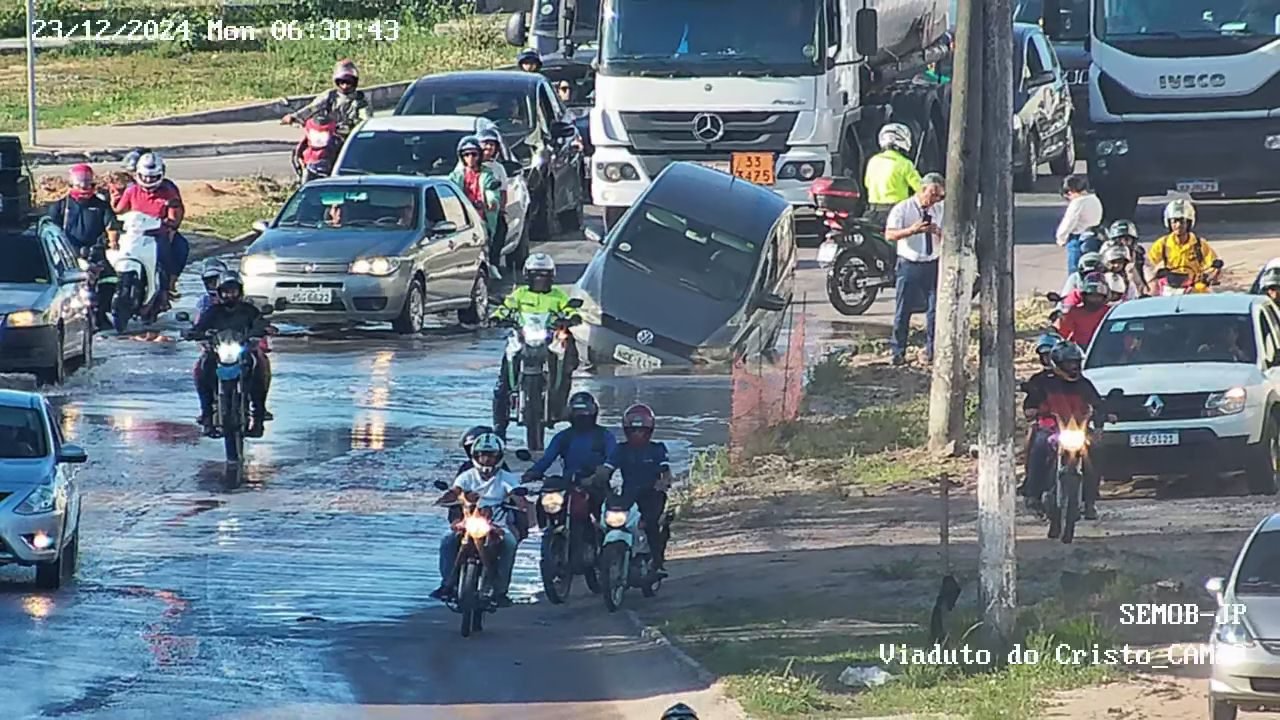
106, 212, 167, 333
289, 116, 341, 184
1153, 260, 1223, 296
432, 479, 529, 637
499, 299, 583, 451
598, 490, 670, 612
811, 176, 897, 316
532, 471, 602, 603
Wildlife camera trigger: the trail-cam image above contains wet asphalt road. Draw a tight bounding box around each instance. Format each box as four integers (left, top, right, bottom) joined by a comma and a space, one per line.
8, 154, 1278, 718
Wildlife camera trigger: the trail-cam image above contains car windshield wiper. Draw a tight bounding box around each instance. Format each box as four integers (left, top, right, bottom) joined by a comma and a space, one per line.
612, 252, 652, 274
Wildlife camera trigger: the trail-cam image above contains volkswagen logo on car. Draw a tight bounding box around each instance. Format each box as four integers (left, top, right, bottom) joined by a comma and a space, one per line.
636, 329, 655, 346
691, 113, 725, 143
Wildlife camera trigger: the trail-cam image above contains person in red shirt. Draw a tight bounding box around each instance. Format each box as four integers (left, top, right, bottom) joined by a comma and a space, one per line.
113, 152, 187, 298
1055, 275, 1110, 348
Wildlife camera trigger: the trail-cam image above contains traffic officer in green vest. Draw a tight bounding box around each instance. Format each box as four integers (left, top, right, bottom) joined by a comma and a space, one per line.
863, 122, 923, 229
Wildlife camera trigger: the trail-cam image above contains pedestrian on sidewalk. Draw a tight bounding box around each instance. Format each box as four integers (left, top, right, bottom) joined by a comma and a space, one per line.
885, 172, 946, 366
1055, 174, 1103, 275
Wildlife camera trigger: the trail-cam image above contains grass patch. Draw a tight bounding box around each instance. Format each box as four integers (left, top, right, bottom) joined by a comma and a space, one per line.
182, 176, 293, 239
0, 16, 507, 129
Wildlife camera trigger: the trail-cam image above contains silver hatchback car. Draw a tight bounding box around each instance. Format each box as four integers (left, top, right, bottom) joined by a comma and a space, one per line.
242, 176, 491, 333
0, 389, 86, 590
1208, 512, 1280, 718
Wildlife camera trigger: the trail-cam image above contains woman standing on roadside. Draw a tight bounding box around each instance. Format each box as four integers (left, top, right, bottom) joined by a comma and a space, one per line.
1055, 174, 1103, 276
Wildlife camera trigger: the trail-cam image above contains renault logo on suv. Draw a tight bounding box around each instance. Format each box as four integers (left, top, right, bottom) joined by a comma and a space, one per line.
1145, 395, 1164, 418
691, 113, 725, 143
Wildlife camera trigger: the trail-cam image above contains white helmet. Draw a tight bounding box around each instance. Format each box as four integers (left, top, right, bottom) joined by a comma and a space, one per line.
1103, 271, 1128, 297
524, 252, 555, 274
1099, 241, 1129, 265
135, 152, 165, 189
1163, 198, 1196, 229
878, 123, 913, 154
469, 432, 505, 477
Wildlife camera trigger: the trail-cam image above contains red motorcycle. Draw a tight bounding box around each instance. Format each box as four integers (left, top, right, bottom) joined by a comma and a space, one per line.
289, 116, 341, 184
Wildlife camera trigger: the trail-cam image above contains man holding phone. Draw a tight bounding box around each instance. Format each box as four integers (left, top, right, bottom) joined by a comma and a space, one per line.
885, 173, 946, 366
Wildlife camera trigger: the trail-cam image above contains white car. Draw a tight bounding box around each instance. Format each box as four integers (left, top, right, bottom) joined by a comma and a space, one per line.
1083, 294, 1280, 494
333, 115, 531, 272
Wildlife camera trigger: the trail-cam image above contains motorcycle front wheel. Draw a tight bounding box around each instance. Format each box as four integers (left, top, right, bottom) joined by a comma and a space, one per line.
1058, 469, 1083, 544
600, 541, 628, 612
522, 373, 546, 451
540, 531, 572, 604
459, 561, 482, 637
220, 384, 244, 463
827, 250, 879, 316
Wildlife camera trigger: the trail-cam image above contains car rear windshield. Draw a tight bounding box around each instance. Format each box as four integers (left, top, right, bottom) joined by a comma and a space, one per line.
0, 232, 51, 284
0, 406, 47, 459
276, 186, 420, 230
339, 130, 469, 177
1236, 530, 1280, 595
611, 202, 761, 302
1085, 313, 1256, 368
399, 89, 532, 133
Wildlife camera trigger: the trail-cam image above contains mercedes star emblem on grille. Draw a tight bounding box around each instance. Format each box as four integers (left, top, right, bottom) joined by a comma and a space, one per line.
636, 329, 655, 346
304, 263, 317, 273
1144, 395, 1164, 418
691, 113, 725, 143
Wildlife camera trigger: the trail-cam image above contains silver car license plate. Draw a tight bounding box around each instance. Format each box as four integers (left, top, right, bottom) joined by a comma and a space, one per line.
1129, 431, 1179, 447
287, 288, 333, 305
1175, 180, 1218, 193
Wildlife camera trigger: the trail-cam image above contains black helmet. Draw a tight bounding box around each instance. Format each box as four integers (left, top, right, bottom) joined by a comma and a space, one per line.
461, 424, 494, 453
568, 392, 599, 430
217, 271, 244, 304
517, 48, 542, 69
457, 135, 482, 159
662, 703, 698, 720
1050, 341, 1084, 381
1260, 267, 1280, 293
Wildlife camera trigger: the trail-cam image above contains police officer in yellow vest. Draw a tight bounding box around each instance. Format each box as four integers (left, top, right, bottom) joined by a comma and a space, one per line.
863, 122, 923, 229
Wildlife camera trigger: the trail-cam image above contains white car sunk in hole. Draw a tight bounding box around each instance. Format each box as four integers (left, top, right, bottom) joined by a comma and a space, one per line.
1083, 293, 1280, 495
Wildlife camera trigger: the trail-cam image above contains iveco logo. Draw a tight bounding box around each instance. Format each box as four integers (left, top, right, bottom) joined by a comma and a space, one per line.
636, 329, 655, 346
1063, 68, 1087, 85
1144, 395, 1165, 418
691, 113, 725, 143
1158, 73, 1227, 90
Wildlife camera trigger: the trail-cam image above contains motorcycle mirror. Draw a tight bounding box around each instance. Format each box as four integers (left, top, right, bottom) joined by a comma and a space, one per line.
567, 298, 584, 309
514, 448, 533, 461
433, 480, 451, 491
1045, 292, 1063, 303
511, 486, 529, 497
174, 311, 190, 322
78, 246, 90, 259
1212, 259, 1225, 269
251, 219, 270, 234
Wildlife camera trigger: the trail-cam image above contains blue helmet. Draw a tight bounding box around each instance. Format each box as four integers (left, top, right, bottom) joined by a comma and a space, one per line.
456, 135, 482, 158
517, 48, 541, 69
1035, 332, 1060, 355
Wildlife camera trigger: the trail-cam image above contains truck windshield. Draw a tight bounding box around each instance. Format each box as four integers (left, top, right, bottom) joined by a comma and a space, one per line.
600, 0, 822, 77
1096, 0, 1280, 41
1015, 0, 1090, 40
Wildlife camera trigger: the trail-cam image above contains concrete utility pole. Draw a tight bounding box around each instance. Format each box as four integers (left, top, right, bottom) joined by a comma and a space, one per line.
927, 0, 983, 454
976, 0, 1018, 650
25, 0, 37, 145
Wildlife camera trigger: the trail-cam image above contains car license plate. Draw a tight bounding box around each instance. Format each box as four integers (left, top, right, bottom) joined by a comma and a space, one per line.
1129, 431, 1179, 447
695, 160, 730, 174
1176, 180, 1218, 194
817, 240, 840, 267
613, 344, 662, 370
287, 288, 333, 305
732, 152, 776, 185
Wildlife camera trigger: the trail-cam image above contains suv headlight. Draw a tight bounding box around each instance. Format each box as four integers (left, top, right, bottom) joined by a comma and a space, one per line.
1205, 387, 1246, 416
1215, 619, 1256, 647
241, 256, 277, 276
350, 257, 402, 276
15, 481, 65, 515
4, 309, 48, 328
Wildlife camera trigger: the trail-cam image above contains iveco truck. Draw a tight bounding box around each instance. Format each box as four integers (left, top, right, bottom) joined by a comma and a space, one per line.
1044, 0, 1280, 218
584, 0, 952, 230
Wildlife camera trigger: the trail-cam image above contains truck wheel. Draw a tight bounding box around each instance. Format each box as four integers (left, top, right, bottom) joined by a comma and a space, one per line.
1245, 412, 1279, 495
1098, 189, 1139, 222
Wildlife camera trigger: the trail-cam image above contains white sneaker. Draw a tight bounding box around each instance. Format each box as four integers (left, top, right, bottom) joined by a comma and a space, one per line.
489, 265, 503, 281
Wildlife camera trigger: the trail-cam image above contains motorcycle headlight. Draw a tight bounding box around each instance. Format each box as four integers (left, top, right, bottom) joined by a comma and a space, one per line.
350, 257, 402, 276
1057, 428, 1087, 453
15, 481, 64, 515
605, 510, 628, 528
216, 341, 244, 365
541, 491, 565, 513
4, 309, 47, 328
1206, 387, 1247, 416
523, 325, 548, 346
241, 256, 277, 276
464, 515, 492, 539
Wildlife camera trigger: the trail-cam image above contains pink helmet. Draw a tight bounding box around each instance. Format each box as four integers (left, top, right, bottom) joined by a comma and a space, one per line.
333, 59, 358, 83
68, 163, 94, 187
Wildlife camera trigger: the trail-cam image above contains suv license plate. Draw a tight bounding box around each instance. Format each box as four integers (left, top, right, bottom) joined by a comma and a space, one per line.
287, 288, 333, 305
613, 344, 662, 370
1175, 180, 1218, 193
1130, 431, 1179, 447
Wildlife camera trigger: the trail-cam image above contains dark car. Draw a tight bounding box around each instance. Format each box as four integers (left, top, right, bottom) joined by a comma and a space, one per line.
1012, 22, 1076, 191
0, 219, 94, 384
1016, 0, 1091, 159
571, 162, 796, 369
394, 70, 586, 241
0, 136, 34, 226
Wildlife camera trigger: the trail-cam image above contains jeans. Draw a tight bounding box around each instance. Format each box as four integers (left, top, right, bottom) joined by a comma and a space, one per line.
493, 339, 580, 438
892, 258, 938, 359
438, 526, 519, 597
1023, 427, 1100, 505
1065, 235, 1083, 275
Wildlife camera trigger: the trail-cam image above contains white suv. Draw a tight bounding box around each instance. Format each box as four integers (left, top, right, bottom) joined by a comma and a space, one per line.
1083, 293, 1280, 494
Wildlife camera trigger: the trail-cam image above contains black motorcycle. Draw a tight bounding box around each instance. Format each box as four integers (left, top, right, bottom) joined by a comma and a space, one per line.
497, 299, 583, 451
433, 480, 529, 638
533, 470, 602, 603
178, 308, 273, 464
79, 243, 116, 331
810, 176, 898, 316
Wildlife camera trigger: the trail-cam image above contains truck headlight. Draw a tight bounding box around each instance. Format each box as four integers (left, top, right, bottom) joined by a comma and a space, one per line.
241, 256, 277, 276
778, 162, 824, 180
1095, 139, 1129, 156
4, 309, 47, 328
1265, 135, 1280, 151
350, 257, 401, 276
1205, 387, 1246, 416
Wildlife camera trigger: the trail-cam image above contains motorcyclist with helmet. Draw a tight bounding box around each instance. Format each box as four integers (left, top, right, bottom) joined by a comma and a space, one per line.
1096, 241, 1138, 302
192, 259, 274, 421
457, 130, 506, 274
1250, 258, 1280, 295
1018, 331, 1062, 497
491, 253, 581, 440
602, 404, 672, 575
1148, 199, 1222, 290
1106, 219, 1148, 296
449, 136, 502, 245
1060, 251, 1104, 298
1254, 266, 1280, 306
112, 151, 189, 300
429, 432, 525, 607
524, 391, 618, 515
517, 49, 543, 73
183, 272, 272, 438
1020, 341, 1106, 521
282, 59, 370, 138
863, 123, 923, 229
1055, 275, 1110, 348
48, 163, 119, 329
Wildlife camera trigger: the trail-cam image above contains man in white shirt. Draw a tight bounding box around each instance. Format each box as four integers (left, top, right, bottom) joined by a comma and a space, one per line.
1055, 174, 1104, 275
885, 172, 946, 366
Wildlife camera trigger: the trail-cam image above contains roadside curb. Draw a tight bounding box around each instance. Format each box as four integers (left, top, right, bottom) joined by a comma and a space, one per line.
623, 609, 750, 719
117, 80, 413, 127
26, 141, 295, 166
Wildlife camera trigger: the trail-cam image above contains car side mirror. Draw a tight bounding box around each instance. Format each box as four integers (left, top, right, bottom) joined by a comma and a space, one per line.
584, 227, 603, 244
551, 121, 577, 140
175, 311, 191, 322
502, 160, 523, 176
504, 11, 528, 46
854, 8, 878, 57
1027, 70, 1056, 87
1046, 292, 1063, 303
1206, 576, 1226, 604
56, 443, 88, 464
251, 219, 270, 233
433, 479, 452, 491
756, 293, 788, 311
515, 448, 533, 461
431, 220, 458, 236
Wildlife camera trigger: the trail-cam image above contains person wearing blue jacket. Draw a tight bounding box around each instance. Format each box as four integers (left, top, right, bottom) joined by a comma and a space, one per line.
603, 403, 671, 573
47, 164, 117, 251
523, 392, 616, 483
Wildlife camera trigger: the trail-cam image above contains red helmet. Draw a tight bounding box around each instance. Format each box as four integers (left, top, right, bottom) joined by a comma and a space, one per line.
622, 404, 656, 431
